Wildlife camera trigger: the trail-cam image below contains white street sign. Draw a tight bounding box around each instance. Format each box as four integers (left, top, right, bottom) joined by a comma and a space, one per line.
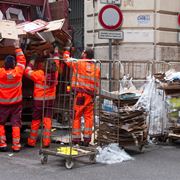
100, 0, 121, 5
98, 30, 123, 39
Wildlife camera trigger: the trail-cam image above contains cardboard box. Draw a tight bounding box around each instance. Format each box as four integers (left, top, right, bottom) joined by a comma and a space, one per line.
0, 20, 18, 40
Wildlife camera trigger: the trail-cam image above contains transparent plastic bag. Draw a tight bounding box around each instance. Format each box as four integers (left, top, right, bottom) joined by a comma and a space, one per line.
135, 76, 155, 111
148, 88, 168, 136
120, 76, 136, 94
96, 143, 134, 164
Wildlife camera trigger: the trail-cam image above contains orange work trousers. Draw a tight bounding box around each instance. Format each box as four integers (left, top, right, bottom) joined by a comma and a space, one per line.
28, 117, 52, 147
72, 92, 94, 142
12, 126, 21, 151
0, 125, 21, 150
0, 125, 7, 148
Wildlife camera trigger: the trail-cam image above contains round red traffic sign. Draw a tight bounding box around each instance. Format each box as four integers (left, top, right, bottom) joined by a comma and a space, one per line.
178, 14, 180, 26
98, 4, 123, 30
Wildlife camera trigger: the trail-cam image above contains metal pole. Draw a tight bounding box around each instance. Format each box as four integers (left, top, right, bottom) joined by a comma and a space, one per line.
42, 0, 48, 19
109, 39, 112, 92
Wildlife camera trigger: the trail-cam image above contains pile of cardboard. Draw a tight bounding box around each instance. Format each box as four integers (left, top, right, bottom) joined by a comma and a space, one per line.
157, 69, 180, 95
0, 18, 71, 59
155, 69, 180, 140
97, 109, 147, 146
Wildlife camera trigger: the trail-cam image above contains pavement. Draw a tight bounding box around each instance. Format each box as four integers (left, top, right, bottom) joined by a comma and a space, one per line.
0, 132, 180, 180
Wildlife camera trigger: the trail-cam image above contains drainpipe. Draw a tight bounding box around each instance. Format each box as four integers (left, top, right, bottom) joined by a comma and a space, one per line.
92, 0, 96, 50
154, 0, 157, 61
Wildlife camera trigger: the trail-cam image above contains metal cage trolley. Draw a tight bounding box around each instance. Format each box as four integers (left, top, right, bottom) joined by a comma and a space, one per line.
39, 57, 100, 169
97, 60, 151, 152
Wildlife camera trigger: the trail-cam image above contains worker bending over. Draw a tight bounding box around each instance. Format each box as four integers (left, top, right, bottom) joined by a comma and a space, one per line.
25, 48, 59, 148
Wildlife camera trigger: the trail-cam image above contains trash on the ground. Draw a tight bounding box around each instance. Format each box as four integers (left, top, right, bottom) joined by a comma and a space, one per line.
8, 153, 14, 157
51, 134, 71, 143
51, 128, 56, 132
96, 143, 134, 164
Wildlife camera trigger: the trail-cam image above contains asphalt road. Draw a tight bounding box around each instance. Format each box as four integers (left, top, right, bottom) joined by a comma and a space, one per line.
0, 134, 180, 180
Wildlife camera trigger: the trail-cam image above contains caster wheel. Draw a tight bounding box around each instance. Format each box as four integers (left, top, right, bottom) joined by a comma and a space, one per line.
139, 145, 144, 153
89, 154, 96, 163
168, 138, 176, 144
40, 154, 48, 165
65, 159, 74, 169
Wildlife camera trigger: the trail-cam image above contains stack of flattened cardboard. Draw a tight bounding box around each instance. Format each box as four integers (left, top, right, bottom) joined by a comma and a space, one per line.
97, 109, 147, 147
155, 70, 180, 140
157, 69, 180, 95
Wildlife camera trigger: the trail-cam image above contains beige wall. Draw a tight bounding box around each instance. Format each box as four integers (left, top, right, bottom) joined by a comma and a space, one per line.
84, 0, 180, 61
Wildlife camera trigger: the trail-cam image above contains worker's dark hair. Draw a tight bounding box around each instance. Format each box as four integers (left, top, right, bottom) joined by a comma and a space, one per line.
4, 55, 16, 70
84, 47, 94, 59
45, 61, 58, 86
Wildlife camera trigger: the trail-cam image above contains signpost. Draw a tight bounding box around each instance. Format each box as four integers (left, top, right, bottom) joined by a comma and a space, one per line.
98, 4, 123, 91
100, 0, 121, 5
178, 14, 180, 43
99, 30, 123, 39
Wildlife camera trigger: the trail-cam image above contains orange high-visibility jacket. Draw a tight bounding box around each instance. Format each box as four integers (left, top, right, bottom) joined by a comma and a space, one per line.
25, 58, 59, 101
0, 48, 26, 105
63, 51, 100, 93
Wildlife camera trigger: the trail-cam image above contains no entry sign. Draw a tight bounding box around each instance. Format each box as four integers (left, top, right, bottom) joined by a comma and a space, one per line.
98, 4, 123, 30
178, 14, 180, 26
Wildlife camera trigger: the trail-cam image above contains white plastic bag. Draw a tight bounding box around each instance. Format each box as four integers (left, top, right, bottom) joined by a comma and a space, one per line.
96, 143, 134, 164
135, 76, 155, 111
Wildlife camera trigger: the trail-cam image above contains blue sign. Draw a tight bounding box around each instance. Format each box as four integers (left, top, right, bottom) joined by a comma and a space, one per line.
137, 15, 150, 24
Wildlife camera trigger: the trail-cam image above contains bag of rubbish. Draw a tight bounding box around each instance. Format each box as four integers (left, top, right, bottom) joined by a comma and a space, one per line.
96, 143, 134, 164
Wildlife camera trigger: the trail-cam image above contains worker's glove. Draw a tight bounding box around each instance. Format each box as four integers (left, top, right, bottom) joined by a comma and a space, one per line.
29, 54, 38, 66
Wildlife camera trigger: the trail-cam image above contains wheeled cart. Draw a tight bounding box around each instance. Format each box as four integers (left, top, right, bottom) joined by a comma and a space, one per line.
39, 58, 100, 169
97, 60, 149, 152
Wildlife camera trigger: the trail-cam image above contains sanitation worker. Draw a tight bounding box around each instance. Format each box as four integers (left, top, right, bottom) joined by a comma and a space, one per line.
25, 48, 59, 148
0, 40, 26, 152
63, 47, 100, 146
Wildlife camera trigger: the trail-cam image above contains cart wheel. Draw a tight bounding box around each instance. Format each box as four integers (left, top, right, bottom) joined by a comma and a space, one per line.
139, 145, 144, 153
168, 138, 176, 144
65, 159, 74, 169
89, 154, 96, 163
41, 154, 48, 165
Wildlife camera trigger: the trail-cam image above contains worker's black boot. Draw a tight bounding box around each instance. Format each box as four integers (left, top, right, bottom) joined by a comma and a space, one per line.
13, 149, 20, 153
0, 146, 8, 152
83, 138, 90, 147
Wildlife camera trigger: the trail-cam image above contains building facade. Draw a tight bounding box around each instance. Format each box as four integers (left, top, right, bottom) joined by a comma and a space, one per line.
85, 0, 180, 61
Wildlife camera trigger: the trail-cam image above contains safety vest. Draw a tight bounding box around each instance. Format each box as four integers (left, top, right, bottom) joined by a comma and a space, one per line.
25, 59, 59, 101
71, 61, 100, 92
0, 48, 26, 105
63, 51, 100, 92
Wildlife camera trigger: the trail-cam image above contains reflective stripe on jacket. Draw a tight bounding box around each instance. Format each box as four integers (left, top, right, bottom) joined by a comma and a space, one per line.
0, 48, 26, 105
24, 57, 59, 101
63, 51, 100, 93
